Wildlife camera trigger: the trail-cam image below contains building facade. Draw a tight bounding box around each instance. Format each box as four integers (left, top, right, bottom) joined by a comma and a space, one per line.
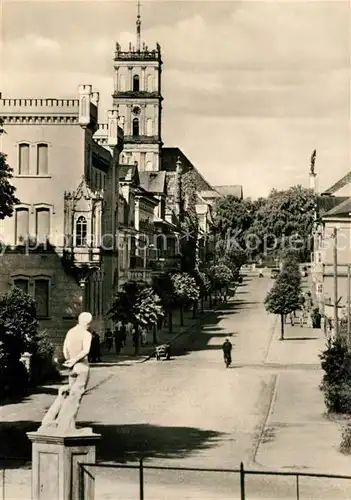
0, 86, 124, 349
310, 171, 351, 332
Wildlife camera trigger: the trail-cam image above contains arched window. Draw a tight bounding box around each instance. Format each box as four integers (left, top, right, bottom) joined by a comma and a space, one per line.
133, 118, 139, 136
76, 216, 87, 247
18, 143, 30, 175
133, 75, 140, 92
36, 143, 48, 175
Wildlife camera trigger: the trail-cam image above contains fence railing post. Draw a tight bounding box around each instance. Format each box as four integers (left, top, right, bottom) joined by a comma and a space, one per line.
139, 458, 144, 500
78, 464, 85, 500
240, 462, 245, 500
296, 473, 300, 500
2, 468, 5, 500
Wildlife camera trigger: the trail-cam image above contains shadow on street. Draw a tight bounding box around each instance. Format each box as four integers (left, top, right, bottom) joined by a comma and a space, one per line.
0, 420, 226, 466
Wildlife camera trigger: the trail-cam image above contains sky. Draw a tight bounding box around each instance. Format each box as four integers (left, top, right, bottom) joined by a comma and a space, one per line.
1, 0, 350, 198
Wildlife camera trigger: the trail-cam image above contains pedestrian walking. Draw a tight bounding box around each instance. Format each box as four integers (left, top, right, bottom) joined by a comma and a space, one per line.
105, 328, 113, 352
114, 326, 123, 354
89, 331, 101, 363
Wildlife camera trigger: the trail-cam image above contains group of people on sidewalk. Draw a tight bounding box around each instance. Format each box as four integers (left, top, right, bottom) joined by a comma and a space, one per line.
286, 291, 321, 329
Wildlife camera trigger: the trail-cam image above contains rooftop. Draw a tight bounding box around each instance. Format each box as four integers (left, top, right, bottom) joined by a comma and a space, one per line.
323, 171, 351, 195
322, 197, 351, 218
139, 171, 166, 194
214, 185, 243, 199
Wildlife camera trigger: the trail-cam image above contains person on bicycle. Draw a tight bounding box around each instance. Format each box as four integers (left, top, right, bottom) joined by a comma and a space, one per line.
222, 338, 232, 365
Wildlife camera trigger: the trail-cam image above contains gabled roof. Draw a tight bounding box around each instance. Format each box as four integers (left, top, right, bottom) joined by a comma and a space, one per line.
323, 197, 351, 218
161, 147, 213, 191
138, 171, 166, 194
317, 195, 349, 216
323, 171, 351, 195
119, 164, 140, 185
214, 185, 243, 199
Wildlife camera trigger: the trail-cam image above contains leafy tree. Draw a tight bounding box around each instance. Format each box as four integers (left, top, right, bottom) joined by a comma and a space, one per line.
171, 273, 200, 326
209, 263, 233, 290
264, 272, 302, 340
320, 337, 351, 414
0, 287, 38, 399
180, 170, 199, 273
251, 186, 316, 261
30, 329, 60, 386
0, 119, 20, 220
191, 271, 211, 313
108, 282, 164, 355
215, 238, 248, 272
152, 274, 177, 333
279, 254, 302, 289
213, 195, 255, 240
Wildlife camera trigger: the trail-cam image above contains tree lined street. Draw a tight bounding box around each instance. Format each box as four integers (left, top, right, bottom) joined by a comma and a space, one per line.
2, 273, 351, 499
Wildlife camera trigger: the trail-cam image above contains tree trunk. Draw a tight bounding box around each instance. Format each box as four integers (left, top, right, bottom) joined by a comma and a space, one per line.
153, 324, 157, 345
180, 305, 184, 327
201, 296, 204, 313
192, 301, 197, 318
280, 314, 285, 340
209, 294, 212, 309
168, 311, 173, 334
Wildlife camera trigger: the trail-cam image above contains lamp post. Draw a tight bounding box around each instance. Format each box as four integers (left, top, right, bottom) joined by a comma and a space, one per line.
332, 227, 339, 338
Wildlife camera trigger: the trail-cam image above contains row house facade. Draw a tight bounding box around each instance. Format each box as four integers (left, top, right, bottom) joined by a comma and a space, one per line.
311, 171, 351, 331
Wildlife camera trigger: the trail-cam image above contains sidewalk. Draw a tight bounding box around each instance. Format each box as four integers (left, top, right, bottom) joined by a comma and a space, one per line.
93, 301, 215, 366
257, 313, 351, 474
264, 319, 326, 368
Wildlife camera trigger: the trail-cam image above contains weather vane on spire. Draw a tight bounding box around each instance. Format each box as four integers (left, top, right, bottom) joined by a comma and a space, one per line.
136, 1, 142, 52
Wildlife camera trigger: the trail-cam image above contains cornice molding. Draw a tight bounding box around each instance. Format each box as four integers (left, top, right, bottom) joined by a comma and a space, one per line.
1, 115, 79, 125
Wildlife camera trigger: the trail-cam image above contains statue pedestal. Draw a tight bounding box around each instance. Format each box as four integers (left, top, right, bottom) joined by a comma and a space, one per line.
27, 430, 101, 500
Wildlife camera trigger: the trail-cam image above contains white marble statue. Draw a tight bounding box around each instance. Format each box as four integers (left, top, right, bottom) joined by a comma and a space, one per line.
38, 312, 93, 435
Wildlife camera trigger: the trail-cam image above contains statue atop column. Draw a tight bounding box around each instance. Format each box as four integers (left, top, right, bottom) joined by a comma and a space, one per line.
310, 149, 316, 175
38, 312, 93, 435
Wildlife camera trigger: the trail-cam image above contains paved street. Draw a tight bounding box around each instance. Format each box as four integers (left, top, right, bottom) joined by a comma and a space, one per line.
1, 275, 351, 499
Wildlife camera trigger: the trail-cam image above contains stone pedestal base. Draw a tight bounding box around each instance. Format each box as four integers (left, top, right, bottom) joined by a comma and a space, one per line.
27, 429, 101, 500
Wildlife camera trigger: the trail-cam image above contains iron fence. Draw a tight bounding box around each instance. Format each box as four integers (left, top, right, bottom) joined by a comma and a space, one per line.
78, 459, 351, 500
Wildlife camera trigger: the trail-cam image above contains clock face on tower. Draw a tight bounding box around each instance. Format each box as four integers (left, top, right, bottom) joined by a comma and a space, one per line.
132, 106, 141, 116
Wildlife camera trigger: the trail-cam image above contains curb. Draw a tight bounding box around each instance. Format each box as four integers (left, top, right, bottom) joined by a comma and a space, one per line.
251, 372, 280, 466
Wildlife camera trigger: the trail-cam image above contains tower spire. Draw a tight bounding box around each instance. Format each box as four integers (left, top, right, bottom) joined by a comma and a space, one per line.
136, 1, 141, 52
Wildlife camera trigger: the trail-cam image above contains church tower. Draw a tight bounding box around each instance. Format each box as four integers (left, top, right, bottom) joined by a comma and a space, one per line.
113, 2, 163, 171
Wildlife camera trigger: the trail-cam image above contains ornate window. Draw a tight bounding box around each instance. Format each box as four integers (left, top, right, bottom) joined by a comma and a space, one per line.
76, 216, 88, 247
133, 118, 139, 136
36, 143, 49, 175
18, 143, 30, 175
35, 207, 50, 243
133, 75, 140, 92
15, 207, 29, 245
